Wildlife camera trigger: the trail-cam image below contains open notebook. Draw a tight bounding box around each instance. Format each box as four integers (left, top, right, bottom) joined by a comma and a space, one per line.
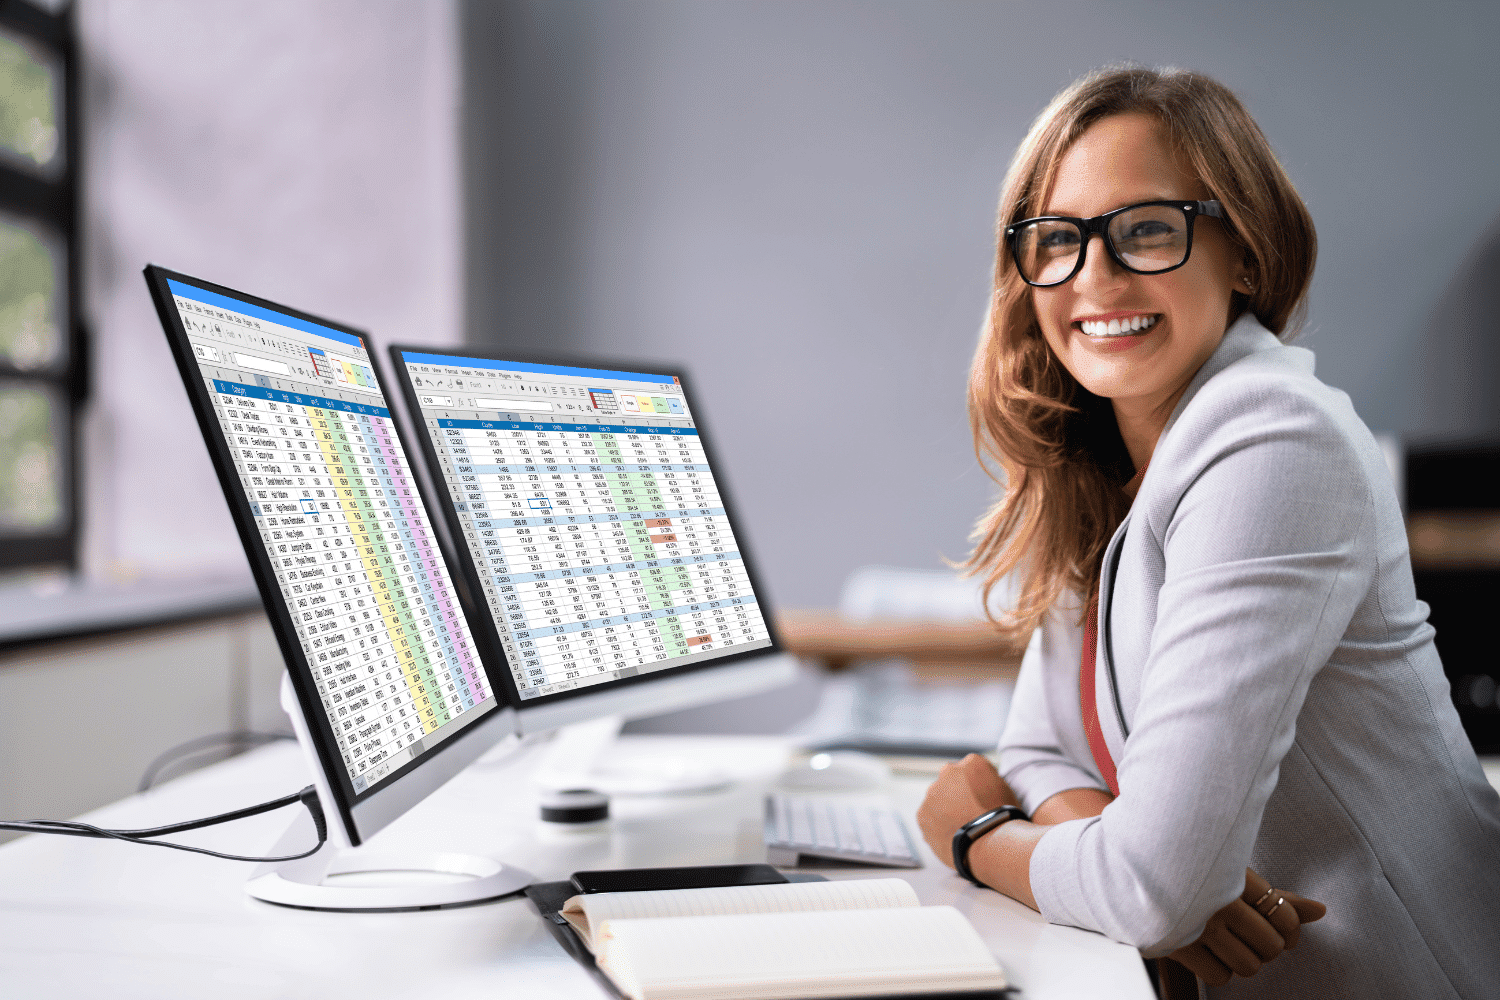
557, 879, 1008, 1000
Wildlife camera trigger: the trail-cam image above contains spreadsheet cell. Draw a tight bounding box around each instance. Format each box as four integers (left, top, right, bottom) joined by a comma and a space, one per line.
425, 413, 772, 700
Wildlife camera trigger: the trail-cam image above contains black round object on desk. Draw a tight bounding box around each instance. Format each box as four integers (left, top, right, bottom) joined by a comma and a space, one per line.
539, 788, 609, 824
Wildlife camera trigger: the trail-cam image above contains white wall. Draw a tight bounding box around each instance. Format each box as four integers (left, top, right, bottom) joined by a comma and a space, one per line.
463, 0, 1500, 609
0, 3, 466, 834
78, 0, 463, 583
0, 611, 283, 833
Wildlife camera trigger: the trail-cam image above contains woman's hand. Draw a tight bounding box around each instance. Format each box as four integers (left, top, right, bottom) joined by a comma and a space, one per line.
915, 753, 1017, 867
1166, 867, 1327, 987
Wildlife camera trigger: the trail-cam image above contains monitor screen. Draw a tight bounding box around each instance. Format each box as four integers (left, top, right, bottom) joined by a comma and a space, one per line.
390, 349, 776, 708
153, 276, 498, 799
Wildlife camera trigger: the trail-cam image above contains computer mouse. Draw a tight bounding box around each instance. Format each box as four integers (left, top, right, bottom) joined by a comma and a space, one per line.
778, 751, 891, 791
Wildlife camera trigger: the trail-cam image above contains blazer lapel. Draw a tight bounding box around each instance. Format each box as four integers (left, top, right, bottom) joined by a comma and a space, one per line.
1096, 510, 1133, 754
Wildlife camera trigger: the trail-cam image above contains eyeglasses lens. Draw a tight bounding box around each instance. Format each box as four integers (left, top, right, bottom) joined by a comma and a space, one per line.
1014, 220, 1082, 286
1014, 204, 1191, 285
1108, 204, 1189, 273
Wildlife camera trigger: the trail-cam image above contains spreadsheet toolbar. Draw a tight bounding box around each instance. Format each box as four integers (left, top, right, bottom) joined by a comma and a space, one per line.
169, 284, 495, 794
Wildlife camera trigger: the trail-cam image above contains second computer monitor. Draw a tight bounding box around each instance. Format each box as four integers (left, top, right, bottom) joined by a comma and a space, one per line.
388, 347, 789, 733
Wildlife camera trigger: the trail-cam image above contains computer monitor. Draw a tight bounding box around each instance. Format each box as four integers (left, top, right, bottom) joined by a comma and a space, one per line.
145, 266, 795, 909
385, 346, 796, 788
144, 266, 529, 909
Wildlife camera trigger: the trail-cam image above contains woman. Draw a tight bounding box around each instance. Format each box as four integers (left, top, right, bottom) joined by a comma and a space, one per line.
915, 66, 1500, 998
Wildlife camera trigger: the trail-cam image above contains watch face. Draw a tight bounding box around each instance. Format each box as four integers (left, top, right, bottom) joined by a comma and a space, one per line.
967, 806, 1025, 837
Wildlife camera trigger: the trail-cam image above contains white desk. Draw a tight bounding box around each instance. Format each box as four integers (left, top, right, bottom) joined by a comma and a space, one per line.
0, 735, 1152, 999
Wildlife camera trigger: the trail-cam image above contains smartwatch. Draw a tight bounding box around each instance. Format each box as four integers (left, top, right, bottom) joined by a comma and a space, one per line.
951, 805, 1028, 886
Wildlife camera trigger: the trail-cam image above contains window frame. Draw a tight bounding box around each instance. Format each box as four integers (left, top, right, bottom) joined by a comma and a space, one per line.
0, 0, 85, 572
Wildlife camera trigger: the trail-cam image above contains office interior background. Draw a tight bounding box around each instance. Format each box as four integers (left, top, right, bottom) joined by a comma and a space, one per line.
2, 0, 1498, 829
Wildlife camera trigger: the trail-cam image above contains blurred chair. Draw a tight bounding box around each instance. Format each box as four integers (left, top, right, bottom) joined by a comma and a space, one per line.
837, 565, 1001, 621
777, 566, 1026, 759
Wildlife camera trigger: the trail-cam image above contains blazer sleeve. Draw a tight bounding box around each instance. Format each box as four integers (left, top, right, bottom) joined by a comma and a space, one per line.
1028, 377, 1378, 954
997, 593, 1109, 816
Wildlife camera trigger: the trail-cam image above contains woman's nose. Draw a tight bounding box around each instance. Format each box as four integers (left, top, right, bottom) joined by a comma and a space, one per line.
1072, 233, 1128, 295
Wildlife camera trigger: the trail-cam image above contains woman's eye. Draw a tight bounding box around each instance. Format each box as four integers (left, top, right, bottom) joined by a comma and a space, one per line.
1037, 229, 1080, 249
1124, 220, 1176, 239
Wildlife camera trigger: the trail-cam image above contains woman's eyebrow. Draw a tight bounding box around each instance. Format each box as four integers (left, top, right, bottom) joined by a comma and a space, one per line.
1040, 193, 1185, 218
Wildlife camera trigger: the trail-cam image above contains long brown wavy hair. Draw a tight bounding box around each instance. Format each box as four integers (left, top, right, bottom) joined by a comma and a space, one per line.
965, 66, 1316, 638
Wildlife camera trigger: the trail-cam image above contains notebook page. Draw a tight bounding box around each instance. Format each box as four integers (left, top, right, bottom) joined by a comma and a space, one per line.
598, 905, 1006, 1000
564, 878, 919, 950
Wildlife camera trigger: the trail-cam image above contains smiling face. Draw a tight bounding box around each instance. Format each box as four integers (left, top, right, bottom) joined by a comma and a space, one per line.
1031, 112, 1249, 433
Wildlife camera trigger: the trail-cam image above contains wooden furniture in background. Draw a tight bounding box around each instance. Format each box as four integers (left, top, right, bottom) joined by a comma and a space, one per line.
1408, 511, 1500, 570
1405, 442, 1500, 754
776, 609, 1027, 679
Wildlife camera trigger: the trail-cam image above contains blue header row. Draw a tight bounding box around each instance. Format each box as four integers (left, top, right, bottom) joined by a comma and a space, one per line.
435, 417, 699, 437
170, 279, 366, 349
400, 351, 673, 386
213, 380, 391, 419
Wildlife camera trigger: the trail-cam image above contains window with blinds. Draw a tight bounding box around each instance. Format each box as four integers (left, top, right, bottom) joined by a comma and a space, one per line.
0, 0, 81, 574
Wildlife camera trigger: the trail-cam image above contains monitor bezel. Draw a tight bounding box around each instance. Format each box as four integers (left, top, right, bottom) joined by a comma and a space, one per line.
386, 342, 787, 716
143, 266, 513, 844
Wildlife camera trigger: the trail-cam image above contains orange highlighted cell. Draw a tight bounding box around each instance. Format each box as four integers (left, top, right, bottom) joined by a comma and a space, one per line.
650, 533, 678, 544
686, 635, 712, 646
644, 518, 673, 528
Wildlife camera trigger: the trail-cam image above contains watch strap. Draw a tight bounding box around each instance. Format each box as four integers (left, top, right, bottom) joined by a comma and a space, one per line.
951, 805, 1028, 886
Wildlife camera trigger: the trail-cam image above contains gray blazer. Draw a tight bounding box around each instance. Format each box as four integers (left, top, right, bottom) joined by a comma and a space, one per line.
997, 316, 1500, 999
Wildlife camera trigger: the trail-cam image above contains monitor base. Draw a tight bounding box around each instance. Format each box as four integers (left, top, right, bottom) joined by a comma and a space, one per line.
532, 714, 734, 795
245, 812, 532, 912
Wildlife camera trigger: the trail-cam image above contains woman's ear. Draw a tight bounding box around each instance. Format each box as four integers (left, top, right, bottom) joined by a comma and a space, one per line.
1235, 263, 1256, 296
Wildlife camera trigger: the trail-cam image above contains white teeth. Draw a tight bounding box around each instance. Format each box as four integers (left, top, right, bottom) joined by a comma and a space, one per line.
1079, 315, 1158, 337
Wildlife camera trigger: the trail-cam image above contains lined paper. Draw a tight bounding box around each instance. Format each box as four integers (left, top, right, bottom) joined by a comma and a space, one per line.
562, 878, 920, 950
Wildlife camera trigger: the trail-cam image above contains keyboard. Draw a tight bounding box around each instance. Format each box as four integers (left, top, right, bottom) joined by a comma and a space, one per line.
764, 794, 921, 868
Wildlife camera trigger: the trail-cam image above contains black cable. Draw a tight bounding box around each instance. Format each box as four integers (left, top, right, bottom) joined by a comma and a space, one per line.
0, 785, 327, 863
138, 730, 295, 792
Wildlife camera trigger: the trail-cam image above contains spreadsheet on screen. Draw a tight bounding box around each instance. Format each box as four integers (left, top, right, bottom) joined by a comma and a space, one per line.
398, 352, 774, 703
165, 281, 495, 794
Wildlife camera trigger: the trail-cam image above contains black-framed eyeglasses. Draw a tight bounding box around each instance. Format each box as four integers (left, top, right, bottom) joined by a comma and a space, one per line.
1005, 200, 1223, 288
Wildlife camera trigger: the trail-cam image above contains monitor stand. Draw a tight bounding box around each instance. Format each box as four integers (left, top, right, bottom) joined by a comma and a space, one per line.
243, 675, 534, 912
244, 810, 534, 911
531, 714, 734, 795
